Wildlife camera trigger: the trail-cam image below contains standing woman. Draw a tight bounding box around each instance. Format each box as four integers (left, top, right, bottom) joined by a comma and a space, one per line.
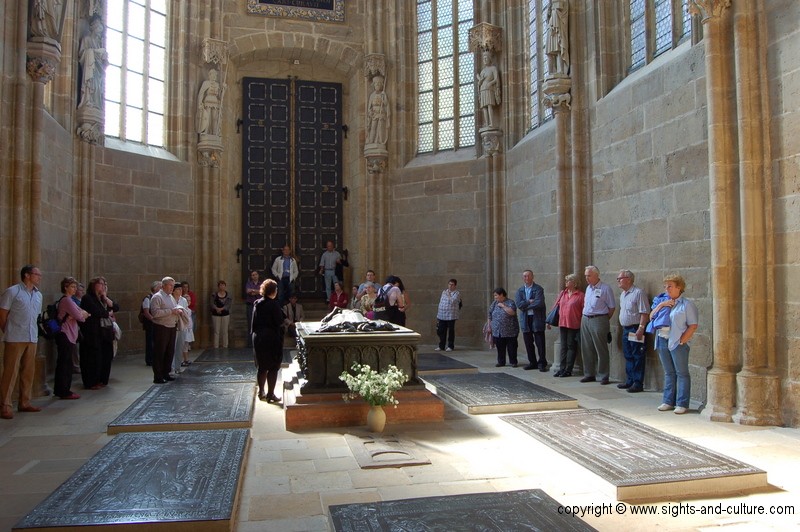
487, 288, 520, 367
54, 277, 90, 399
79, 277, 118, 389
210, 280, 232, 348
396, 277, 411, 327
373, 276, 404, 325
251, 279, 284, 403
650, 274, 698, 415
547, 274, 585, 377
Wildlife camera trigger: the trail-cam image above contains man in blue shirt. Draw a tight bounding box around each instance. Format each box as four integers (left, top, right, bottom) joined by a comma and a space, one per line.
0, 265, 44, 419
579, 265, 616, 385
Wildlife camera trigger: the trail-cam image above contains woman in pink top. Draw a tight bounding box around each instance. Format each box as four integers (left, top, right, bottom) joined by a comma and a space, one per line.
547, 273, 584, 377
55, 277, 90, 399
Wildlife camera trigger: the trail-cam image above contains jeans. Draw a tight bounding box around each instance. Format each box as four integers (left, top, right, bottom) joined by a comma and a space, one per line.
278, 276, 293, 306
323, 270, 339, 301
621, 324, 646, 386
656, 336, 690, 408
436, 319, 456, 350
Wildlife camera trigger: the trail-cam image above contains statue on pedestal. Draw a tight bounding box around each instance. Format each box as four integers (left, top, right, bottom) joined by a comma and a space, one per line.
197, 69, 223, 136
77, 19, 108, 110
477, 50, 501, 129
366, 75, 389, 147
30, 0, 62, 40
545, 0, 570, 76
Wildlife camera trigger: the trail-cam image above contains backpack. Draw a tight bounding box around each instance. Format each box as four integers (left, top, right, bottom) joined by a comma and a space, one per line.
373, 287, 388, 309
38, 296, 66, 339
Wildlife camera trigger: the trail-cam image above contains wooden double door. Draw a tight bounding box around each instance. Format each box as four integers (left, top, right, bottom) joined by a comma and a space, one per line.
241, 77, 343, 298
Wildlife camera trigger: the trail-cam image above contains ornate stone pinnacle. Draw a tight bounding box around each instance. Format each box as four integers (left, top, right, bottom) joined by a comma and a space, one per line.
202, 38, 228, 65
469, 23, 502, 53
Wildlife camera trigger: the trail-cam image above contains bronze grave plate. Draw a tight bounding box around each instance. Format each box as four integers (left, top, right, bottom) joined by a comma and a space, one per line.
421, 372, 578, 414
193, 347, 254, 364
107, 382, 254, 434
417, 352, 478, 374
502, 409, 768, 502
14, 429, 249, 532
329, 489, 596, 531
180, 362, 257, 383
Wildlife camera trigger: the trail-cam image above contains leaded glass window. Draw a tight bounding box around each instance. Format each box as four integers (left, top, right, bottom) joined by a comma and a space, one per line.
105, 0, 167, 147
417, 0, 475, 153
528, 0, 553, 131
630, 0, 693, 72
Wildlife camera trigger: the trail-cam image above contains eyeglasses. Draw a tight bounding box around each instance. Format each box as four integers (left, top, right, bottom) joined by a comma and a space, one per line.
616, 277, 629, 280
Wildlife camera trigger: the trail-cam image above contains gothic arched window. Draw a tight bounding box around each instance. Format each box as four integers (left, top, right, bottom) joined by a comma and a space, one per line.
630, 0, 692, 72
528, 0, 554, 131
104, 0, 167, 146
417, 0, 476, 154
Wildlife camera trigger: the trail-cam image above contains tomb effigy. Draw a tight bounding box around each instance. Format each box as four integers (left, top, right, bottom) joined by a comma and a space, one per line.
107, 382, 254, 434
14, 429, 249, 532
422, 372, 578, 414
502, 409, 767, 502
329, 489, 596, 531
285, 314, 443, 430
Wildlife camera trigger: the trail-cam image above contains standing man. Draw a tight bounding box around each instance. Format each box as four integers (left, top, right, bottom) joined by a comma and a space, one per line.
318, 240, 341, 303
580, 265, 616, 384
244, 271, 261, 347
271, 245, 299, 305
516, 270, 548, 371
356, 270, 381, 299
435, 279, 462, 352
617, 269, 649, 393
0, 265, 43, 419
149, 276, 183, 384
141, 280, 161, 366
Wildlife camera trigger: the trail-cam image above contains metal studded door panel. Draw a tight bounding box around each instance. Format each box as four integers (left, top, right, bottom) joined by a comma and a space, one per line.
242, 78, 343, 299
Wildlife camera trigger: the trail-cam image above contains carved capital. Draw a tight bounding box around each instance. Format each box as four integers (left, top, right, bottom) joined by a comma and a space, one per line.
364, 53, 386, 80
77, 121, 104, 145
365, 154, 387, 175
202, 38, 228, 65
542, 76, 572, 113
26, 55, 57, 83
469, 23, 502, 53
480, 129, 503, 158
198, 150, 222, 168
688, 0, 731, 23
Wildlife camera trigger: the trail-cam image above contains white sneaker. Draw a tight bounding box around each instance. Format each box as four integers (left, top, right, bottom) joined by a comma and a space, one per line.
445, 347, 453, 352
674, 406, 688, 415
434, 347, 441, 351
657, 403, 674, 411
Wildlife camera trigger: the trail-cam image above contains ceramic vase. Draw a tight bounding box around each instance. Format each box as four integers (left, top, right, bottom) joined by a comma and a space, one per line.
366, 405, 386, 432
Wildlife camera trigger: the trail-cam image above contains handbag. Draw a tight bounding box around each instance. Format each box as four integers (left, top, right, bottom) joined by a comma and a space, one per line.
545, 305, 560, 327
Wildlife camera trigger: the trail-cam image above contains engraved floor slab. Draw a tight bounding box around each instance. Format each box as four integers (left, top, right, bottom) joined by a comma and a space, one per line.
344, 433, 431, 469
14, 429, 249, 532
193, 347, 254, 364
502, 409, 768, 502
421, 372, 578, 414
179, 362, 256, 383
417, 352, 478, 374
329, 489, 596, 531
107, 382, 254, 434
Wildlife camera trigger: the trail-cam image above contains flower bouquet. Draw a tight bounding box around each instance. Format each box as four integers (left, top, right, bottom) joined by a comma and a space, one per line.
339, 363, 409, 407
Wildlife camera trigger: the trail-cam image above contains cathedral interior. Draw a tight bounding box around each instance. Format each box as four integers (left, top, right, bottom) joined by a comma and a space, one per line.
0, 0, 799, 529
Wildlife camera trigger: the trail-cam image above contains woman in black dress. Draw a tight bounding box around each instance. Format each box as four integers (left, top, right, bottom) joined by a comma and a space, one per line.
251, 279, 285, 403
79, 277, 118, 389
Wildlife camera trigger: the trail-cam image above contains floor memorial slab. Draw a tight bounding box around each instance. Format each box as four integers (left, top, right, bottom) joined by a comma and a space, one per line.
502, 409, 768, 502
193, 348, 254, 364
14, 429, 249, 532
417, 352, 478, 374
421, 372, 578, 414
328, 489, 596, 531
344, 433, 431, 469
179, 362, 256, 383
107, 382, 254, 434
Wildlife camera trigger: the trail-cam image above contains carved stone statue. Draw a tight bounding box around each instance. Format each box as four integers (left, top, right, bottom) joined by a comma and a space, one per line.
366, 75, 389, 146
476, 50, 501, 129
545, 0, 570, 76
30, 0, 62, 40
197, 69, 222, 136
77, 19, 108, 110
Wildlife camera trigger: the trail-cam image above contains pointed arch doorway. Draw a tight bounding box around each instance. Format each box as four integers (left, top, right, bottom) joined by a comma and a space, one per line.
241, 77, 343, 300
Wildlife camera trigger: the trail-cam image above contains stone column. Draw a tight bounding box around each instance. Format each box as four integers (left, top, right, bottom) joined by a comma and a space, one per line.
690, 0, 741, 423
363, 53, 389, 275
730, 2, 781, 426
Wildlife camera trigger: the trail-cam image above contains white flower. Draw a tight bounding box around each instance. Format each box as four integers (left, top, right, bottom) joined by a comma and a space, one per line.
339, 363, 409, 407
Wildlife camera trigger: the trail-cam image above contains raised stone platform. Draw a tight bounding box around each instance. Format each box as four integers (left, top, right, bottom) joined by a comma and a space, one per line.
107, 382, 254, 434
502, 409, 768, 502
417, 352, 478, 374
422, 372, 578, 414
179, 362, 256, 383
329, 489, 596, 531
14, 429, 249, 532
284, 388, 444, 431
193, 348, 254, 364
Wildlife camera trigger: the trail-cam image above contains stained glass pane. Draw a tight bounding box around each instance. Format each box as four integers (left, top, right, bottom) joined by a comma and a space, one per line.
128, 2, 146, 39
126, 71, 143, 108
147, 112, 164, 146
148, 78, 164, 113
418, 31, 433, 62
417, 1, 432, 32
438, 26, 453, 57
149, 45, 165, 80
438, 88, 454, 120
458, 53, 473, 84
654, 0, 672, 56
107, 0, 124, 31
106, 29, 123, 67
437, 0, 453, 27
630, 0, 646, 70
458, 22, 470, 51
105, 102, 120, 137
419, 61, 434, 92
457, 0, 472, 21
459, 114, 475, 147
419, 123, 434, 153
105, 65, 122, 102
458, 84, 473, 114
438, 119, 454, 150
125, 105, 143, 142
529, 0, 540, 130
127, 36, 144, 73
680, 0, 692, 40
150, 0, 167, 14
439, 56, 454, 87
419, 91, 434, 123
150, 11, 166, 47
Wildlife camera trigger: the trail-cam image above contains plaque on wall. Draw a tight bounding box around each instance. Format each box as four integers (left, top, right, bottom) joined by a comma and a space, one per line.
246, 0, 345, 22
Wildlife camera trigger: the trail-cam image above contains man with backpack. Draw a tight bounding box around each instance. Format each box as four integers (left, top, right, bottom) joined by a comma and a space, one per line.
0, 265, 43, 419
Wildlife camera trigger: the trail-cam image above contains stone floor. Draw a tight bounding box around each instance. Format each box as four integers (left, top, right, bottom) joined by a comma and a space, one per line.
2, 347, 799, 531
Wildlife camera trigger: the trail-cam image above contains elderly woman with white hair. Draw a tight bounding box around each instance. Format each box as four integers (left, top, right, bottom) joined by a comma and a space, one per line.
547, 273, 585, 377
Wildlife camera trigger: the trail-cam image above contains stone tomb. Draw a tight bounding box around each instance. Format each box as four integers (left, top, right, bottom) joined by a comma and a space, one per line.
502, 409, 768, 502
422, 372, 578, 414
193, 347, 254, 364
179, 361, 256, 383
329, 489, 596, 531
14, 429, 249, 532
416, 352, 478, 374
107, 382, 254, 434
